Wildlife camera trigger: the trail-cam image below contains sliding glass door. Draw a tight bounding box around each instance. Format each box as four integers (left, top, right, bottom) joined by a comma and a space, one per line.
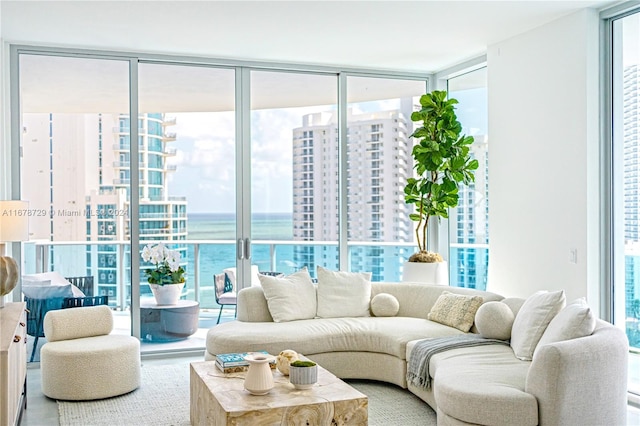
249, 71, 338, 281
18, 53, 131, 360
137, 63, 237, 346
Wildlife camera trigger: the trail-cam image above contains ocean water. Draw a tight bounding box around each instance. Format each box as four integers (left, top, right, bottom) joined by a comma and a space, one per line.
185, 212, 295, 308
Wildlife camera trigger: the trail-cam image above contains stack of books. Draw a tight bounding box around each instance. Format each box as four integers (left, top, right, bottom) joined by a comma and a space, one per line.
214, 351, 276, 373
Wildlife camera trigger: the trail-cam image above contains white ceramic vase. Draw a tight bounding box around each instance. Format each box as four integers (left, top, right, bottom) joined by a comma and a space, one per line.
289, 364, 318, 389
243, 353, 275, 395
149, 282, 185, 305
402, 261, 449, 285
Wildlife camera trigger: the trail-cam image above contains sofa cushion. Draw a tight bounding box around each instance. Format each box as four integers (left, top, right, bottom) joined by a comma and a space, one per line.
510, 290, 565, 361
501, 297, 526, 317
427, 291, 483, 332
475, 301, 514, 340
536, 297, 595, 349
207, 316, 466, 360
370, 293, 400, 317
316, 266, 372, 318
428, 344, 538, 425
258, 268, 316, 322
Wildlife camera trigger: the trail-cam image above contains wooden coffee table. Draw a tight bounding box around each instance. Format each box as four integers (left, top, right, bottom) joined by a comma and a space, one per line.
190, 360, 368, 425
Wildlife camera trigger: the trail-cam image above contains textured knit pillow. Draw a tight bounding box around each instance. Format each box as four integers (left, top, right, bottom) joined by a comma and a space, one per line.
258, 268, 316, 323
536, 297, 596, 349
427, 291, 483, 332
316, 266, 372, 318
475, 301, 515, 340
510, 290, 566, 361
370, 293, 400, 317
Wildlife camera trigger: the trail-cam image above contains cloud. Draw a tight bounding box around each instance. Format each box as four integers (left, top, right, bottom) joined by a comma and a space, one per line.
165, 105, 335, 212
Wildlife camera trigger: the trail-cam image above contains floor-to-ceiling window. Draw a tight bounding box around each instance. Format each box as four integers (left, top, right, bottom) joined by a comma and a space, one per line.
249, 71, 338, 280
609, 6, 640, 398
345, 76, 426, 281
137, 63, 236, 347
447, 68, 489, 290
18, 53, 132, 359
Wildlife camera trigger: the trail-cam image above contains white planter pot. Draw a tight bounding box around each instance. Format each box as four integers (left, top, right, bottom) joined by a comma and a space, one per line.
402, 261, 448, 285
149, 282, 185, 305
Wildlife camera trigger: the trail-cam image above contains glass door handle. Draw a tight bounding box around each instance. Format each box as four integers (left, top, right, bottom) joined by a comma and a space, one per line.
237, 238, 245, 260
245, 238, 251, 260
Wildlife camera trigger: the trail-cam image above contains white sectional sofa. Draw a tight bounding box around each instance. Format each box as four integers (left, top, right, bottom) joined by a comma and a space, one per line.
205, 279, 629, 425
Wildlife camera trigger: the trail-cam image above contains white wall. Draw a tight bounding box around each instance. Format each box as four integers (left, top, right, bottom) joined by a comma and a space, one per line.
487, 10, 601, 311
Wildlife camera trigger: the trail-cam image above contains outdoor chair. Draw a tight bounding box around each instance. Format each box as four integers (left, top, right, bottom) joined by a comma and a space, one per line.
65, 275, 95, 296
214, 272, 237, 324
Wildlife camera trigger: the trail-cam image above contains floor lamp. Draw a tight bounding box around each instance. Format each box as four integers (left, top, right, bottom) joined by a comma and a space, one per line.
0, 200, 29, 308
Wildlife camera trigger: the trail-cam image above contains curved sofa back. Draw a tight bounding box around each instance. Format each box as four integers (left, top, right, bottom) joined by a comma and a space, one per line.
237, 282, 503, 323
372, 282, 503, 319
526, 319, 628, 425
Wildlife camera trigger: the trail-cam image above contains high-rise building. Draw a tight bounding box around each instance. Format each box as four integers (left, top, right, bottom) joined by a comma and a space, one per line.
291, 108, 413, 281
448, 134, 489, 289
624, 64, 640, 319
21, 112, 187, 303
624, 64, 640, 242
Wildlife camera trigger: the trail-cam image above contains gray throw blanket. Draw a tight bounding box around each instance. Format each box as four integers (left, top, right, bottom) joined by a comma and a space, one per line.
407, 334, 509, 390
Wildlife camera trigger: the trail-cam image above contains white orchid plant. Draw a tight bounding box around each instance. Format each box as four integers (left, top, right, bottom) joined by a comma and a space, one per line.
141, 243, 186, 285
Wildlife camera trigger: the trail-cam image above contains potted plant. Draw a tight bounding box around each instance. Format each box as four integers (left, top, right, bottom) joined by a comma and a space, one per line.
403, 90, 478, 284
288, 360, 318, 389
141, 243, 186, 305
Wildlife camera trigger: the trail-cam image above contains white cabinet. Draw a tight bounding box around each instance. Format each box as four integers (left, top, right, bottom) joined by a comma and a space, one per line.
1, 302, 27, 426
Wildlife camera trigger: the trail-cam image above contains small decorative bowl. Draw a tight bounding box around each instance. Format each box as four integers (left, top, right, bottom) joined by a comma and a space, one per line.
289, 363, 317, 389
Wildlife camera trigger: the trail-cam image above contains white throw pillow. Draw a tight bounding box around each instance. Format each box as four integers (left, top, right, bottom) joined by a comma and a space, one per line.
510, 290, 566, 361
316, 266, 372, 318
475, 301, 515, 340
371, 293, 400, 317
258, 268, 316, 323
536, 297, 596, 349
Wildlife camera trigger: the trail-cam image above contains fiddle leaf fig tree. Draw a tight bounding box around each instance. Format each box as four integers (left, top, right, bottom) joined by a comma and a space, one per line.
404, 90, 478, 263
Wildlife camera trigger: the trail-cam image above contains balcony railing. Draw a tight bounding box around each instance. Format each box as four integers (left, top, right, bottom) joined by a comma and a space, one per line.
23, 239, 491, 312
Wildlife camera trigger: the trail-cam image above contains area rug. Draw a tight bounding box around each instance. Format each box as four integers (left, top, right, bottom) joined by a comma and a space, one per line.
58, 363, 436, 426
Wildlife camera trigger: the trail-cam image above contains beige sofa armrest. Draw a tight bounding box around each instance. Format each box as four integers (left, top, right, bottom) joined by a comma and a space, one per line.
237, 286, 273, 322
525, 320, 628, 426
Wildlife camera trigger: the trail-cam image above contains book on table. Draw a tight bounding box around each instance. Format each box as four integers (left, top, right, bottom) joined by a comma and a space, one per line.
214, 362, 277, 374
214, 350, 275, 370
